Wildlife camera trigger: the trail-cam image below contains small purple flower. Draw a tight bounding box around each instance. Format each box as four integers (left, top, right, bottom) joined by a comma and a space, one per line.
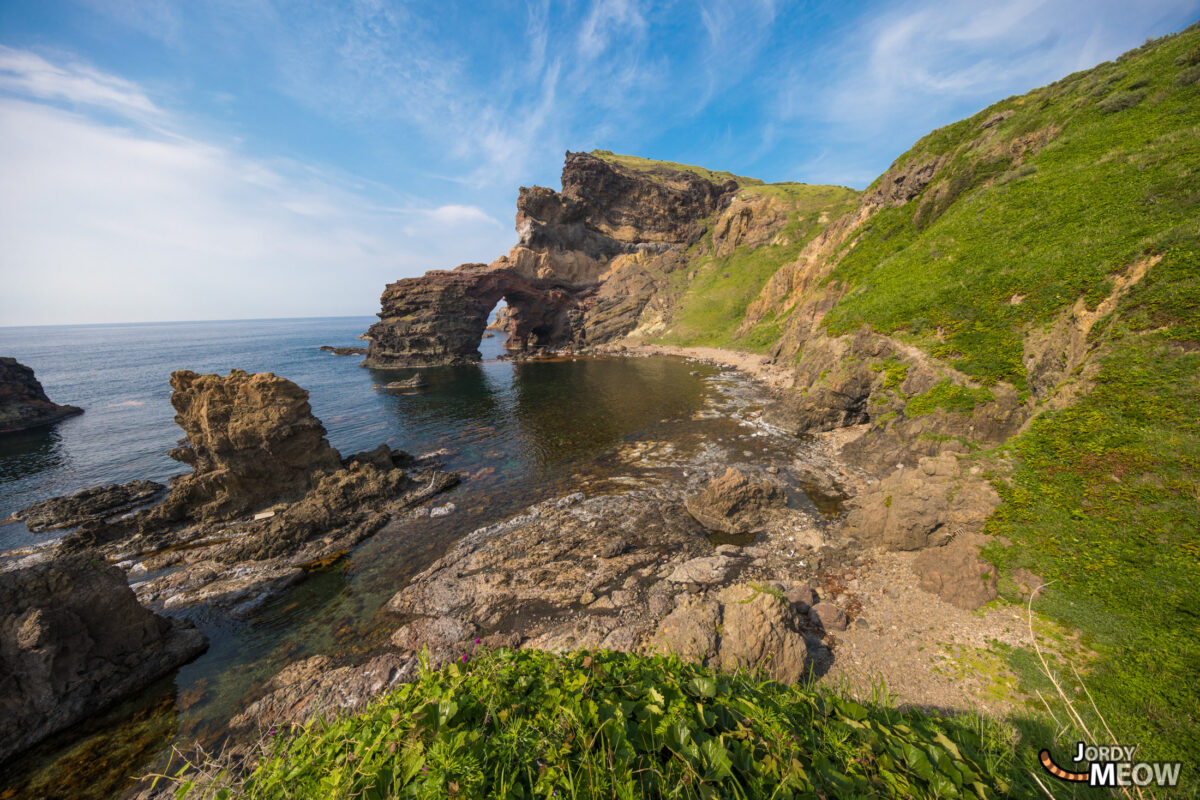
267, 729, 276, 737
474, 638, 481, 644
461, 653, 468, 663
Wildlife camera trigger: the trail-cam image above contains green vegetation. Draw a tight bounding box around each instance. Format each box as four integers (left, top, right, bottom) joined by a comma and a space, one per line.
870, 358, 910, 391
658, 185, 859, 351
590, 150, 763, 188
169, 648, 1016, 799
821, 25, 1200, 389
905, 380, 995, 416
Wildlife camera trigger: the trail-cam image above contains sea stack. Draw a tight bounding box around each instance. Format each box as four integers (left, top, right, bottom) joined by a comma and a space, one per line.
0, 357, 83, 434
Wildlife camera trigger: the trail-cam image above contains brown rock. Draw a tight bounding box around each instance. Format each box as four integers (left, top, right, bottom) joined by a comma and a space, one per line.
15, 480, 165, 532
685, 467, 785, 534
716, 583, 811, 683
0, 552, 207, 763
808, 601, 848, 632
650, 596, 720, 664
154, 369, 342, 524
912, 533, 999, 610
0, 357, 83, 435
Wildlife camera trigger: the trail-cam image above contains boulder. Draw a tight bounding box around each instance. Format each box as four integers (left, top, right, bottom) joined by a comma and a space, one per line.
154, 370, 343, 524
684, 467, 785, 534
650, 596, 720, 664
911, 533, 999, 610
665, 555, 738, 585
716, 583, 811, 683
0, 552, 207, 763
15, 480, 165, 532
0, 357, 83, 435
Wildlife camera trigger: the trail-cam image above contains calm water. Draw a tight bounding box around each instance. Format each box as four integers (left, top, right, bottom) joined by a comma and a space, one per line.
0, 317, 769, 798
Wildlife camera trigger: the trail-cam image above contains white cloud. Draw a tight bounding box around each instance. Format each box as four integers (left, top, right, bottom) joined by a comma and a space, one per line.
0, 46, 162, 117
0, 51, 515, 326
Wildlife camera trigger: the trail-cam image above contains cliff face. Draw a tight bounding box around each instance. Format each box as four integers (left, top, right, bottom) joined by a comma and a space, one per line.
0, 357, 83, 435
363, 152, 751, 367
0, 552, 207, 764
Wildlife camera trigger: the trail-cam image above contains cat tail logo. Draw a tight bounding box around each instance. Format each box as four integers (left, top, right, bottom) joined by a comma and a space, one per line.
1039, 743, 1183, 788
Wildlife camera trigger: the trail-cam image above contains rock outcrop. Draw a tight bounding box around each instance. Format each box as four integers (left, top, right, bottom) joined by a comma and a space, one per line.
363, 152, 741, 367
55, 372, 460, 614
0, 552, 207, 764
684, 467, 786, 535
154, 370, 343, 524
14, 480, 165, 532
0, 357, 83, 435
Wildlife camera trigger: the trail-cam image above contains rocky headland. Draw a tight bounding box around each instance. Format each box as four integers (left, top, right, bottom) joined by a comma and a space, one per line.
0, 356, 83, 434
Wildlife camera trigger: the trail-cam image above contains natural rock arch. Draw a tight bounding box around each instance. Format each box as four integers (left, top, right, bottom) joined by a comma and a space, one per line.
363, 266, 589, 368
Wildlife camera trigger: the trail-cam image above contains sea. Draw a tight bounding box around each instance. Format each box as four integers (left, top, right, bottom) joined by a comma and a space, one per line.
0, 316, 781, 798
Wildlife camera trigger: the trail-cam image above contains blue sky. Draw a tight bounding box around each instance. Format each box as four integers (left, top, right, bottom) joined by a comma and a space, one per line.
1, 1, 1197, 326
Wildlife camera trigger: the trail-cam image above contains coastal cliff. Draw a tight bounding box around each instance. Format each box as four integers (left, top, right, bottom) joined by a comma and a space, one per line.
363, 151, 857, 366
0, 357, 82, 434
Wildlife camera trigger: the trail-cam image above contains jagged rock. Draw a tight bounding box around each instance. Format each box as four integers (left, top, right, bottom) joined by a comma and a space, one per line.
364, 152, 741, 367
15, 480, 165, 532
154, 370, 343, 524
665, 555, 738, 585
716, 583, 811, 682
318, 346, 367, 356
684, 467, 785, 534
0, 552, 207, 763
383, 375, 428, 390
391, 615, 477, 652
0, 357, 83, 435
912, 533, 999, 610
229, 653, 417, 733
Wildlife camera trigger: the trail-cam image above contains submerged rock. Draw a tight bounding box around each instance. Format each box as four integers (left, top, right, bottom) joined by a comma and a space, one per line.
0, 357, 83, 435
15, 480, 166, 532
684, 467, 785, 534
0, 552, 207, 764
318, 346, 367, 356
383, 375, 428, 390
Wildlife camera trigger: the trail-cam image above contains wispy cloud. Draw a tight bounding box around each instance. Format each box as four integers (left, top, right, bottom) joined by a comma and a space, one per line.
0, 46, 162, 117
0, 49, 512, 326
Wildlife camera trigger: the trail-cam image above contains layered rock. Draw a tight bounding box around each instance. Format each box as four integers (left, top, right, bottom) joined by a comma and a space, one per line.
54, 373, 460, 614
0, 357, 83, 435
0, 552, 207, 764
15, 480, 165, 532
364, 152, 741, 367
154, 370, 343, 524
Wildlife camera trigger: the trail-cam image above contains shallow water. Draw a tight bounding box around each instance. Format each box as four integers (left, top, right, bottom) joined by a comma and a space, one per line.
0, 317, 813, 798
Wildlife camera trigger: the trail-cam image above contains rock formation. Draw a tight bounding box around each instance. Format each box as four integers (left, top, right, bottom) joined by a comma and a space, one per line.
15, 480, 165, 532
0, 552, 207, 764
0, 357, 83, 434
363, 152, 741, 367
154, 369, 343, 524
53, 372, 460, 614
684, 467, 786, 535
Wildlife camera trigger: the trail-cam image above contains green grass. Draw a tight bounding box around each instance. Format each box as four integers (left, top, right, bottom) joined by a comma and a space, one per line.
905, 380, 996, 416
657, 186, 859, 351
820, 25, 1200, 389
590, 150, 763, 188
167, 648, 1019, 799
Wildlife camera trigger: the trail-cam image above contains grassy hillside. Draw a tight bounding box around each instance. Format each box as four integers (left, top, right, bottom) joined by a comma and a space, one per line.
657, 184, 860, 351
821, 28, 1200, 389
